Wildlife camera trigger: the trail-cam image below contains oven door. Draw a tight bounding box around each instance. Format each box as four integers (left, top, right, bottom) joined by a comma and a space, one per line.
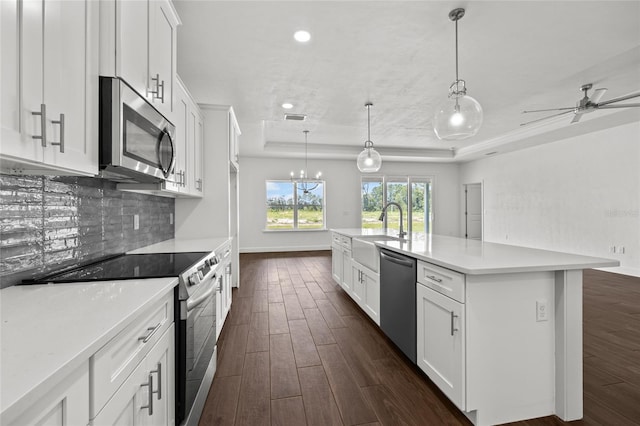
181, 273, 218, 425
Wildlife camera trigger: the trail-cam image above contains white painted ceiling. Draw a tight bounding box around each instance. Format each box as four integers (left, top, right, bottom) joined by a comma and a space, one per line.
173, 1, 640, 163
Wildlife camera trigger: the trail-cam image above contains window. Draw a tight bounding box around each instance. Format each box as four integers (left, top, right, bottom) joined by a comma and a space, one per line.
361, 176, 432, 234
266, 180, 325, 230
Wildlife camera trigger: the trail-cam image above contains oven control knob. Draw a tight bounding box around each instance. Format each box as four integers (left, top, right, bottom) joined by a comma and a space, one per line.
198, 270, 204, 280
189, 273, 200, 286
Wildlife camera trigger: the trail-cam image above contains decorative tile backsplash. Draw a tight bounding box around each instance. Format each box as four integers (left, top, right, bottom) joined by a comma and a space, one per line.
0, 175, 174, 288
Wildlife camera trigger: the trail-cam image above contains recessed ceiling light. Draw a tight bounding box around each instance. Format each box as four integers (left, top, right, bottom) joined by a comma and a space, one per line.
282, 103, 293, 109
294, 30, 311, 43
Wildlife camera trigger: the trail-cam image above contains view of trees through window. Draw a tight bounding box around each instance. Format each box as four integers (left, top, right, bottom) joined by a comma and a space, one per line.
266, 180, 325, 230
361, 177, 432, 234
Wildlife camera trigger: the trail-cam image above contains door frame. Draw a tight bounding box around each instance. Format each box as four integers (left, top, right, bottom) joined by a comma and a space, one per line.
462, 182, 483, 240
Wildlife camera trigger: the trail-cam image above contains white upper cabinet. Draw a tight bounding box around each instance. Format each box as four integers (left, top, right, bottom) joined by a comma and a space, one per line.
0, 0, 99, 176
229, 108, 240, 171
102, 0, 180, 121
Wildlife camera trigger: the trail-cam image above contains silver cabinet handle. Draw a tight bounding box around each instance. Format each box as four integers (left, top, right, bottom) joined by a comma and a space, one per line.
196, 178, 203, 191
140, 373, 154, 415
150, 362, 162, 400
50, 113, 64, 153
426, 274, 443, 283
148, 73, 161, 100
451, 311, 459, 336
32, 104, 47, 146
137, 322, 161, 343
158, 78, 165, 103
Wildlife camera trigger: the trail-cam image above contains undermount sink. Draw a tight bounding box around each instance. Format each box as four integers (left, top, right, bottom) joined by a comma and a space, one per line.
352, 235, 405, 273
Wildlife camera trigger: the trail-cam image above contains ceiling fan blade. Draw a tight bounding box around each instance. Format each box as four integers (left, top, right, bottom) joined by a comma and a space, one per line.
520, 110, 575, 126
588, 88, 607, 104
522, 107, 575, 114
596, 103, 640, 109
596, 91, 640, 106
570, 113, 584, 124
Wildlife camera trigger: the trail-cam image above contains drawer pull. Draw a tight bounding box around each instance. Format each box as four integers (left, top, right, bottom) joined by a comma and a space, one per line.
140, 373, 154, 415
150, 362, 162, 400
137, 322, 161, 343
426, 274, 443, 283
451, 311, 459, 336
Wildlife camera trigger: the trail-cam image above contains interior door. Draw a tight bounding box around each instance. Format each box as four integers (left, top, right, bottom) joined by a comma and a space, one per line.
464, 183, 482, 240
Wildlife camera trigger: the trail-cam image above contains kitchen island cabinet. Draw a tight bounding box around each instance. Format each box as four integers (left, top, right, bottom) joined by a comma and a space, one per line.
376, 235, 618, 426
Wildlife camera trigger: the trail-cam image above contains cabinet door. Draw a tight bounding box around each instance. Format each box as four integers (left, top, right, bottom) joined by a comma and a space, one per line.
351, 265, 365, 306
341, 249, 352, 294
148, 0, 176, 118
42, 0, 98, 174
416, 283, 466, 410
117, 0, 148, 98
331, 246, 342, 284
193, 111, 204, 194
165, 81, 188, 193
1, 0, 40, 161
363, 270, 380, 325
2, 0, 44, 162
145, 325, 175, 426
5, 364, 89, 426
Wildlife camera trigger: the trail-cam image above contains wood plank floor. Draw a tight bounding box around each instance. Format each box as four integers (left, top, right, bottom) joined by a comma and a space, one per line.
198, 251, 640, 426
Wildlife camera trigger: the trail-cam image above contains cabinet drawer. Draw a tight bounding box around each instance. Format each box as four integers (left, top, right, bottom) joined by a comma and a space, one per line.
92, 291, 174, 416
340, 235, 352, 250
332, 232, 342, 245
417, 261, 465, 303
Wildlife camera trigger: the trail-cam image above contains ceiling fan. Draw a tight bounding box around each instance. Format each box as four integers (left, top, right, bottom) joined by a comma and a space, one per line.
521, 83, 640, 126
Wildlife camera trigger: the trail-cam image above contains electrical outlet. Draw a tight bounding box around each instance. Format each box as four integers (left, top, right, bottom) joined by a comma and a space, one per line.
170, 213, 174, 225
134, 214, 139, 230
536, 300, 548, 322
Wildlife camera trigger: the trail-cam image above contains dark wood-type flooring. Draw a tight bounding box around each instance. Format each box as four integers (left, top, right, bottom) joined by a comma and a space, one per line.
199, 251, 640, 426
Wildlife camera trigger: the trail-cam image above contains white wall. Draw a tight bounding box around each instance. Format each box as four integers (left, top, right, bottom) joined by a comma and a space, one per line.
239, 157, 460, 252
460, 121, 640, 276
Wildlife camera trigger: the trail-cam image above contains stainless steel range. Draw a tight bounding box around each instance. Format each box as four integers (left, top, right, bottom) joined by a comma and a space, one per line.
21, 250, 220, 426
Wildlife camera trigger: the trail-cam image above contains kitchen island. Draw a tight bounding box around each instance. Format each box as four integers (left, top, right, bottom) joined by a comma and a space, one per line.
331, 229, 618, 426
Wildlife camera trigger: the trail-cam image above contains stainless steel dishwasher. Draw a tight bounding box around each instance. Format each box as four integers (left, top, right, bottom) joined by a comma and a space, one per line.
379, 248, 417, 363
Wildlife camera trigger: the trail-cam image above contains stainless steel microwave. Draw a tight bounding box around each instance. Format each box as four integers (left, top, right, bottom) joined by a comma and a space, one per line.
99, 77, 176, 183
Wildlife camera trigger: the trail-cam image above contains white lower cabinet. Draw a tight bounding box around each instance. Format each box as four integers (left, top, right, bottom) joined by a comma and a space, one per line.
4, 363, 89, 426
92, 324, 175, 426
416, 282, 466, 411
341, 248, 352, 294
331, 245, 342, 284
355, 263, 380, 325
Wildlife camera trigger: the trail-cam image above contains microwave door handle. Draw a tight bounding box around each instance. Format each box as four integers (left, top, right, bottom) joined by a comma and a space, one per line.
157, 130, 175, 177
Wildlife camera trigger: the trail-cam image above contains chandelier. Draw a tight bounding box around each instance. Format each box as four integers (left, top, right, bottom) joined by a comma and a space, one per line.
290, 130, 322, 194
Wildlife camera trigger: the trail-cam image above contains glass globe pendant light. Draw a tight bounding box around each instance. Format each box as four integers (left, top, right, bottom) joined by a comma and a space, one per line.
357, 102, 382, 173
433, 8, 483, 141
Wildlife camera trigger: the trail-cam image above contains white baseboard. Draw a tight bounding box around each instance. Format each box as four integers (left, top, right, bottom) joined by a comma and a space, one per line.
595, 266, 640, 279
240, 245, 331, 253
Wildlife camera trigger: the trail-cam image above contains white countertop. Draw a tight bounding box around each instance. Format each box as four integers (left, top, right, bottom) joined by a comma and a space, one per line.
377, 234, 618, 274
331, 229, 618, 274
0, 276, 176, 421
128, 237, 231, 254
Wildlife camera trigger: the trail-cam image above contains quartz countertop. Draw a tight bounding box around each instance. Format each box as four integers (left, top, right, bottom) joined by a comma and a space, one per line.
0, 275, 177, 421
127, 237, 231, 254
375, 234, 618, 275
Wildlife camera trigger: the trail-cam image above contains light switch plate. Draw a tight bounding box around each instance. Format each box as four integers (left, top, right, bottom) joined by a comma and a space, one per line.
536, 300, 548, 322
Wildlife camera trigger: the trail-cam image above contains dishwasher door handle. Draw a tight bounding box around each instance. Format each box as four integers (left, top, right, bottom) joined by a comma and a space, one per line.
380, 251, 414, 267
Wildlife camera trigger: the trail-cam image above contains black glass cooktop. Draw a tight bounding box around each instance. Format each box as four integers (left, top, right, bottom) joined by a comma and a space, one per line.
22, 252, 210, 284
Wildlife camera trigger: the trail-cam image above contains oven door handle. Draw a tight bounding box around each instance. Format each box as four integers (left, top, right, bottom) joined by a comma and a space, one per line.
186, 285, 217, 312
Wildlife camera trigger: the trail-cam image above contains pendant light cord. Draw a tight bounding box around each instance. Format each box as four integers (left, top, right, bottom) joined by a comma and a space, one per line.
304, 130, 309, 179
455, 18, 459, 82
367, 104, 371, 142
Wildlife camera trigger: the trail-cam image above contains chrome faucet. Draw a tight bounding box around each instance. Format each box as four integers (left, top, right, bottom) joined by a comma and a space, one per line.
379, 202, 406, 238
